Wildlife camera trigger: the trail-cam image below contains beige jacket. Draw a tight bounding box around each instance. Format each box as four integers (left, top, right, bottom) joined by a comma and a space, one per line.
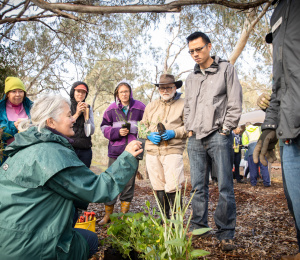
141, 93, 187, 156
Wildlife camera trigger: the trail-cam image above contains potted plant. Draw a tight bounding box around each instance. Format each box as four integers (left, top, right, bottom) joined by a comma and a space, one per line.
104, 181, 211, 260
136, 122, 150, 160
104, 209, 162, 260
116, 111, 131, 131
122, 122, 131, 131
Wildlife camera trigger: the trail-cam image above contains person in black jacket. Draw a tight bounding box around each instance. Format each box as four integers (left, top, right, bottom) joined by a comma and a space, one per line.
70, 81, 95, 168
254, 1, 300, 258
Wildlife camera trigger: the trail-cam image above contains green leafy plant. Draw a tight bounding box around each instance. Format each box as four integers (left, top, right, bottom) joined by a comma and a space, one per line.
106, 180, 210, 260
136, 121, 150, 139
106, 209, 163, 259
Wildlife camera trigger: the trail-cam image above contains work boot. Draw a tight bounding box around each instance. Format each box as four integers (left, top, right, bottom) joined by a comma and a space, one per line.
156, 190, 170, 219
120, 201, 131, 214
99, 205, 114, 225
220, 239, 236, 251
281, 253, 300, 260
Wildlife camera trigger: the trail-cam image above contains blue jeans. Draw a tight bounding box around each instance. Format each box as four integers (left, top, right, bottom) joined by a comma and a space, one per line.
283, 137, 300, 251
74, 228, 99, 257
188, 131, 236, 240
248, 155, 270, 186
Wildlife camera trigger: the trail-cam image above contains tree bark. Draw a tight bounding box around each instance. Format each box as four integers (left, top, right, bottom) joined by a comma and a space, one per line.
229, 2, 272, 64
31, 0, 271, 14
1, 0, 272, 26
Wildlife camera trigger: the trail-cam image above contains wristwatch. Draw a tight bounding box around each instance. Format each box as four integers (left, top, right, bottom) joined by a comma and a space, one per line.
218, 128, 230, 135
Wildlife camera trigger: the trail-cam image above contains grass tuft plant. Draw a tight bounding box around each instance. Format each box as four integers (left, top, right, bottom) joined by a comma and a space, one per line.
152, 180, 211, 259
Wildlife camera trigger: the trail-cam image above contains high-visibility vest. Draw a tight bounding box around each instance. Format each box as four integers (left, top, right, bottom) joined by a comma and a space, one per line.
243, 126, 261, 145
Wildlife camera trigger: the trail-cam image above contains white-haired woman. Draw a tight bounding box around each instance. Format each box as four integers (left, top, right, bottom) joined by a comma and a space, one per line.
0, 94, 142, 260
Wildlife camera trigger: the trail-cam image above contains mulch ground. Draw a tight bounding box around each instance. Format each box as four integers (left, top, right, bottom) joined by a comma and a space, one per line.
86, 166, 298, 259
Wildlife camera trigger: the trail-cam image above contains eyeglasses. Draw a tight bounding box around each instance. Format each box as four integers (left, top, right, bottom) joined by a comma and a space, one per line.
158, 86, 174, 91
188, 43, 208, 55
119, 90, 130, 95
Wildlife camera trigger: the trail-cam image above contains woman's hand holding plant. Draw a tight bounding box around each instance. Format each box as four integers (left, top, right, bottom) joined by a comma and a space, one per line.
119, 128, 129, 136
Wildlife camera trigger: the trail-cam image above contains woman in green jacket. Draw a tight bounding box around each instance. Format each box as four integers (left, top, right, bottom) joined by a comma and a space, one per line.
0, 94, 142, 260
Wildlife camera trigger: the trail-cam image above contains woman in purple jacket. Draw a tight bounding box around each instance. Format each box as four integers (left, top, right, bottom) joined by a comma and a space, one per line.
100, 79, 145, 224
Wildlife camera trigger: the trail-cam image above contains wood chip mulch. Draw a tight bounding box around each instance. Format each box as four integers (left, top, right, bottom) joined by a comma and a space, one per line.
87, 169, 298, 259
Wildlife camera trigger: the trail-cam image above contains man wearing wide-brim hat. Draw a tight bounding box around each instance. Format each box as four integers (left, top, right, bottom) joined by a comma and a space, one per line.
153, 74, 183, 88
140, 74, 187, 220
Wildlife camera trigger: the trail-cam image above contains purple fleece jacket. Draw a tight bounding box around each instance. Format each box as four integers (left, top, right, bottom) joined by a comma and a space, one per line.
101, 80, 145, 159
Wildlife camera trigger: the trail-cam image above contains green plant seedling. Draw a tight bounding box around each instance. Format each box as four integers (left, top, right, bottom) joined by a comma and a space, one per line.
136, 121, 151, 139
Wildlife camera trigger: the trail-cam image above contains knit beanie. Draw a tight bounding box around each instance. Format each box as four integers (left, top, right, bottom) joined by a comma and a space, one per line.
5, 77, 26, 94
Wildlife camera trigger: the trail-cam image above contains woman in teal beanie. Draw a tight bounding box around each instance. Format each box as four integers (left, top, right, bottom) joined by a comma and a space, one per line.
0, 77, 33, 164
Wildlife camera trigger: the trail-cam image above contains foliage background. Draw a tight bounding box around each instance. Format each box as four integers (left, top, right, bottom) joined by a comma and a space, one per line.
1, 0, 274, 170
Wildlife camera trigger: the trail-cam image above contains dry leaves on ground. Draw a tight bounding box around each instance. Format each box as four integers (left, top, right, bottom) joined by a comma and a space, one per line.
86, 166, 298, 259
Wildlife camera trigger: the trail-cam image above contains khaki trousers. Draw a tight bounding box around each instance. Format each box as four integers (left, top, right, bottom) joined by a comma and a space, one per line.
146, 153, 185, 193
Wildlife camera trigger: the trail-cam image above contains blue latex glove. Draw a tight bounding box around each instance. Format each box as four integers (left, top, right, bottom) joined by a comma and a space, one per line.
147, 132, 161, 145
161, 130, 175, 141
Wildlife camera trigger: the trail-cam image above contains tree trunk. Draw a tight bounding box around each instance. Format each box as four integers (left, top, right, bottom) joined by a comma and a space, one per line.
229, 2, 271, 65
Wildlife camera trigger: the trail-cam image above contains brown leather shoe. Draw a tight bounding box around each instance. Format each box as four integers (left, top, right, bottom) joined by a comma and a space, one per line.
99, 205, 114, 225
281, 253, 300, 260
120, 201, 131, 214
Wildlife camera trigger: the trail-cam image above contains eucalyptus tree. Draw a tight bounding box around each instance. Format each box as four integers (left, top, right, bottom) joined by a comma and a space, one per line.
1, 5, 157, 95
0, 0, 271, 34
0, 44, 18, 97
131, 1, 273, 106
85, 56, 141, 112
1, 0, 273, 109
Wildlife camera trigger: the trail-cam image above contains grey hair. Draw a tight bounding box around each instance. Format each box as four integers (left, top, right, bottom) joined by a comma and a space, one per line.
19, 94, 71, 132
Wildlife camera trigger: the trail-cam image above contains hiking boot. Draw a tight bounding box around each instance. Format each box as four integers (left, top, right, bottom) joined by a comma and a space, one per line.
120, 201, 131, 214
281, 253, 300, 260
99, 205, 114, 225
220, 239, 236, 251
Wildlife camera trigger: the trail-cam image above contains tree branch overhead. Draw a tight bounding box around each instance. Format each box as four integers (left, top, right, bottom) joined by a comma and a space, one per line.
31, 0, 271, 14
1, 0, 271, 26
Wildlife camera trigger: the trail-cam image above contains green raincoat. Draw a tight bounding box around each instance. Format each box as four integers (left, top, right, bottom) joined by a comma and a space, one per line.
0, 127, 138, 260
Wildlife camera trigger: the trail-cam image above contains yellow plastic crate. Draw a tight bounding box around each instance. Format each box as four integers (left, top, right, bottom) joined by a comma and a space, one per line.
74, 218, 96, 233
